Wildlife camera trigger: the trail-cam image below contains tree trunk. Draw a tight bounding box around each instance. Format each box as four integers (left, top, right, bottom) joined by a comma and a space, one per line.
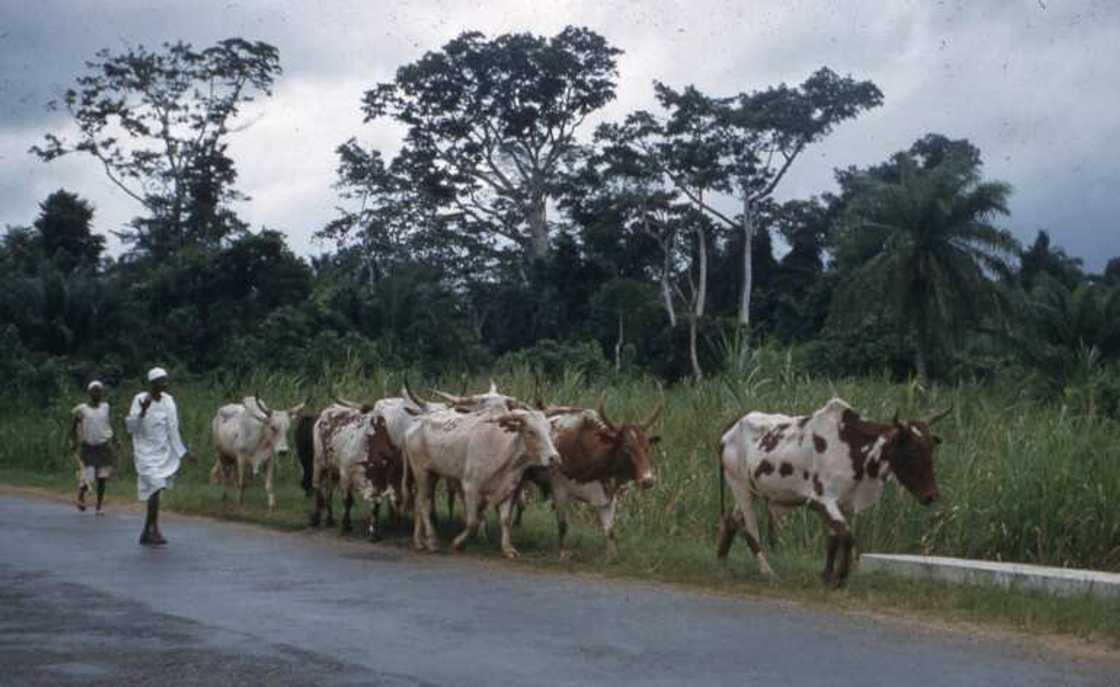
528, 195, 549, 259
695, 223, 707, 318
688, 311, 703, 382
738, 196, 754, 327
661, 265, 677, 327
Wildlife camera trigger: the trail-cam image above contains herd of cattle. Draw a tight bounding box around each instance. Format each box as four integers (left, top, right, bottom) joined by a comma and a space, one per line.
209, 382, 948, 586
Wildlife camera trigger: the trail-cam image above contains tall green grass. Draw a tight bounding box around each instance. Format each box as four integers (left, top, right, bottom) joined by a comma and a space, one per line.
4, 358, 1118, 572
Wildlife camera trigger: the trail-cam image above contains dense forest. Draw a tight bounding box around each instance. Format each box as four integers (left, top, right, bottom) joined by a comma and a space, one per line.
3, 30, 1119, 415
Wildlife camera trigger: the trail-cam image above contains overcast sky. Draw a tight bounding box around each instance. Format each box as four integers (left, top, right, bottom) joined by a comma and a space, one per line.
1, 0, 1117, 271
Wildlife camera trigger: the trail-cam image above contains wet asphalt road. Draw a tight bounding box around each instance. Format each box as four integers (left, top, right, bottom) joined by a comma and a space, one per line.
0, 493, 1116, 686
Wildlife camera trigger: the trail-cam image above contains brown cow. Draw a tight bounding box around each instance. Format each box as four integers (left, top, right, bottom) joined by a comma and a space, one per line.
522, 395, 663, 559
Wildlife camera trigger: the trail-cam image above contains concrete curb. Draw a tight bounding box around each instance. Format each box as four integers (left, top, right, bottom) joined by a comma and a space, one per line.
860, 554, 1120, 598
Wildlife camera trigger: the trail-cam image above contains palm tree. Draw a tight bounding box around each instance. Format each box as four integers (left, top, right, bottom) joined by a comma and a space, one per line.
835, 154, 1018, 380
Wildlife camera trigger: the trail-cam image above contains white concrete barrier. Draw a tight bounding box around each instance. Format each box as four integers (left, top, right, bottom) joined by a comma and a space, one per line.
860, 554, 1120, 598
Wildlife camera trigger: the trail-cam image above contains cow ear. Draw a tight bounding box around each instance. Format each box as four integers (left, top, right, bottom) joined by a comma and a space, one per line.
933, 434, 943, 446
595, 429, 617, 444
649, 435, 662, 445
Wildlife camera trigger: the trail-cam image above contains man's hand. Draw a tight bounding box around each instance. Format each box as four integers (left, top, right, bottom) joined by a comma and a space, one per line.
139, 394, 152, 416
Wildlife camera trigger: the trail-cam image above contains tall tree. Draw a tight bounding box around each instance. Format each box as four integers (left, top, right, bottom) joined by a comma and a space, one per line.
632, 69, 882, 330
355, 27, 621, 262
835, 153, 1017, 380
32, 39, 280, 257
33, 189, 104, 273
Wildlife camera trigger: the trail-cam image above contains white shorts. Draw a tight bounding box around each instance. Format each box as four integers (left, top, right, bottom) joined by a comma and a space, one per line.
80, 465, 112, 482
137, 473, 174, 501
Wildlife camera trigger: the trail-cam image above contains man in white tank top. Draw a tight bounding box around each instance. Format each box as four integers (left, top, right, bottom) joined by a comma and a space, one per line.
71, 380, 117, 514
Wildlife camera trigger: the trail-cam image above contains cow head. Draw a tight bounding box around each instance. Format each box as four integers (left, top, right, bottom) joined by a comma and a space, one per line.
882, 407, 949, 506
361, 415, 400, 496
490, 409, 561, 468
595, 394, 662, 490
244, 395, 307, 458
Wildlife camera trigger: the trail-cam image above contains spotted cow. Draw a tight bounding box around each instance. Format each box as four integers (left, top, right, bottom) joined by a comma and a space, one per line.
310, 404, 402, 540
717, 398, 948, 586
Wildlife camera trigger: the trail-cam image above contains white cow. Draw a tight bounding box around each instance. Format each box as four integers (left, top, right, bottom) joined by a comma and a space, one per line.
717, 397, 947, 585
404, 406, 560, 558
210, 396, 304, 510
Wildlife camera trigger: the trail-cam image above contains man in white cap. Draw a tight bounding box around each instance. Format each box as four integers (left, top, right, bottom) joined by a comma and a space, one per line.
70, 380, 118, 514
125, 367, 192, 545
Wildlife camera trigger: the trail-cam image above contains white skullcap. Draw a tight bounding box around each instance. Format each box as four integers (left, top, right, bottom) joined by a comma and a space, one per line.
147, 367, 169, 382
87, 380, 104, 391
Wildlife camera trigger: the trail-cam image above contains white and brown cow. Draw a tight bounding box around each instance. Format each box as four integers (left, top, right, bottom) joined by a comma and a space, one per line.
310, 403, 402, 540
210, 396, 305, 510
717, 397, 947, 586
403, 406, 560, 558
522, 395, 662, 559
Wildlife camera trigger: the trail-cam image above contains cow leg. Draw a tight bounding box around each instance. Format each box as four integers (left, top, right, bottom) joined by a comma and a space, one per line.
497, 499, 519, 559
451, 490, 482, 552
596, 498, 620, 560
236, 458, 247, 506
716, 511, 740, 560
553, 487, 571, 559
413, 470, 438, 552
341, 490, 354, 533
368, 496, 382, 542
265, 458, 276, 511
719, 469, 776, 577
323, 475, 336, 528
810, 500, 854, 587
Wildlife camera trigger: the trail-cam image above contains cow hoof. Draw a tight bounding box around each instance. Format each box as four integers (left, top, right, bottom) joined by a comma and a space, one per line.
367, 529, 382, 542
558, 549, 573, 561
308, 514, 321, 528
502, 548, 520, 560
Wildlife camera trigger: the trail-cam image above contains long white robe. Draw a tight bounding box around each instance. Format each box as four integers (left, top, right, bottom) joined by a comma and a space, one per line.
126, 392, 188, 501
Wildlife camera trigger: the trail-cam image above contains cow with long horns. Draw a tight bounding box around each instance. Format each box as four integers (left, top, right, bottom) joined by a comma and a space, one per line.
522, 392, 663, 559
210, 396, 305, 510
717, 398, 948, 586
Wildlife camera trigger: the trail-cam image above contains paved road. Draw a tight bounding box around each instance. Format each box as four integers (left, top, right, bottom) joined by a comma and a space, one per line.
0, 493, 1115, 686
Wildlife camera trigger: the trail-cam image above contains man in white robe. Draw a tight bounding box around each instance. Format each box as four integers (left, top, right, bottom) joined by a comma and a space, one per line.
126, 367, 192, 545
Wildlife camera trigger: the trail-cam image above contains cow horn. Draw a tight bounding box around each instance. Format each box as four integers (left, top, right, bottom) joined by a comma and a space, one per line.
332, 396, 363, 410
488, 378, 499, 394
928, 405, 953, 426
891, 409, 901, 426
597, 392, 618, 431
287, 401, 307, 415
641, 383, 666, 430
432, 389, 466, 405
402, 379, 429, 411
255, 394, 273, 418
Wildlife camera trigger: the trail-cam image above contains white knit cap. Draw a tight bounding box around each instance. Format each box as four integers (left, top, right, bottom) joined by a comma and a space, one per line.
147, 367, 169, 382
87, 380, 104, 391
